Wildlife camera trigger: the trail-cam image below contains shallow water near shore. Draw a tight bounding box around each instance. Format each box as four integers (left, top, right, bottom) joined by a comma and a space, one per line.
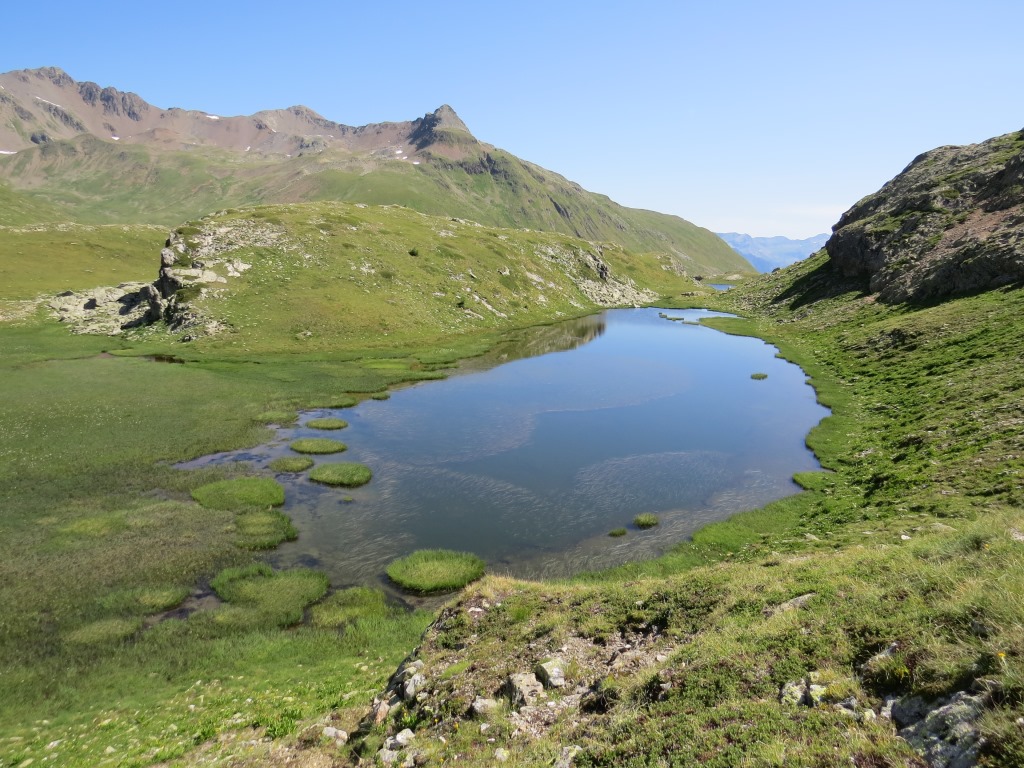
180, 308, 828, 592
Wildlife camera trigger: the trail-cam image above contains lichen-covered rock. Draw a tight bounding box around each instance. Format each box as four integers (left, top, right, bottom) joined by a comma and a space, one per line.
502, 672, 544, 709
535, 658, 566, 688
899, 691, 986, 768
826, 128, 1024, 303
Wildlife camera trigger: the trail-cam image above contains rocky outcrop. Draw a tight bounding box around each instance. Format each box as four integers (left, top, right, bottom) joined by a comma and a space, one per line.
826, 128, 1024, 303
46, 283, 155, 335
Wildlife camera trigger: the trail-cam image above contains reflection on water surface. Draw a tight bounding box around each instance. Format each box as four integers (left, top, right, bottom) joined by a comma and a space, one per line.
181, 308, 828, 591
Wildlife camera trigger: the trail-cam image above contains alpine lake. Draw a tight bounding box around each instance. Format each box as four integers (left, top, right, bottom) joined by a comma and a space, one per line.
180, 308, 828, 596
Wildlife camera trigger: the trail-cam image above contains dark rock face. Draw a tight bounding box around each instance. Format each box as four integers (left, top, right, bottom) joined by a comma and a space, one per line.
826, 129, 1024, 303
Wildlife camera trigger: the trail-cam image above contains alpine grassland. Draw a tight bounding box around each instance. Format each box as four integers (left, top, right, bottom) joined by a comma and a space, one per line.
0, 202, 706, 767
2, 202, 1022, 763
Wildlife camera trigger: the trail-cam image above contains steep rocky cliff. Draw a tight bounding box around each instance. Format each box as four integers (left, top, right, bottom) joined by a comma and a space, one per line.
826, 129, 1024, 303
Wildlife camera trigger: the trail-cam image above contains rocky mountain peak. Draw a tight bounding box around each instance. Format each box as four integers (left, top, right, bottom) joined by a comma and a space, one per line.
826, 128, 1024, 303
409, 104, 474, 151
430, 104, 469, 132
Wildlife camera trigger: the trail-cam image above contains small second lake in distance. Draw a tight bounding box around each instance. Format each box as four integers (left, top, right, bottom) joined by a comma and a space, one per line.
183, 308, 829, 587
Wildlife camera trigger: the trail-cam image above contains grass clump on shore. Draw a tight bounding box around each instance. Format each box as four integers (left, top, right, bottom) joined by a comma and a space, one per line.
234, 509, 298, 550
64, 617, 142, 646
289, 437, 347, 454
310, 586, 396, 627
191, 477, 285, 510
309, 462, 373, 487
204, 563, 329, 632
305, 417, 348, 430
386, 549, 485, 594
634, 513, 660, 529
254, 410, 297, 425
268, 456, 314, 473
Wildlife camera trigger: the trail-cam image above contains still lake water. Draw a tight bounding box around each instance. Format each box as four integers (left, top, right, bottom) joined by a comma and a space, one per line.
182, 308, 828, 590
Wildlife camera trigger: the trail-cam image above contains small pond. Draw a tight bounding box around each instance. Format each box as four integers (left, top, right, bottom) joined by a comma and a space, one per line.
181, 308, 828, 590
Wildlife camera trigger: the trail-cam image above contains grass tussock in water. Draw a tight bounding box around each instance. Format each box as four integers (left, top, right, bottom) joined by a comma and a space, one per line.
633, 513, 660, 529
267, 456, 314, 473
750, 371, 768, 380
289, 437, 347, 454
608, 527, 627, 537
386, 549, 486, 594
308, 462, 373, 487
305, 417, 348, 430
191, 477, 285, 510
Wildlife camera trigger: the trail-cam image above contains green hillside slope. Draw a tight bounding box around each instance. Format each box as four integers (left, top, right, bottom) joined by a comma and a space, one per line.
0, 137, 749, 277
119, 202, 703, 354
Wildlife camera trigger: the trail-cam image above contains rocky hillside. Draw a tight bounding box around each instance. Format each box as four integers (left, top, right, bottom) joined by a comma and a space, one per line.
0, 67, 750, 277
826, 128, 1024, 303
50, 202, 706, 351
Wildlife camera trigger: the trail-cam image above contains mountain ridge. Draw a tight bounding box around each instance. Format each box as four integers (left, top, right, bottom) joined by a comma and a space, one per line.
0, 66, 751, 277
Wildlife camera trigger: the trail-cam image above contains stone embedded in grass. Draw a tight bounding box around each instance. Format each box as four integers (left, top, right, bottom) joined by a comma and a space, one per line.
608, 528, 627, 538
268, 456, 314, 473
306, 417, 348, 430
386, 549, 485, 594
309, 462, 373, 487
191, 477, 285, 510
634, 513, 660, 529
290, 437, 347, 454
751, 372, 768, 380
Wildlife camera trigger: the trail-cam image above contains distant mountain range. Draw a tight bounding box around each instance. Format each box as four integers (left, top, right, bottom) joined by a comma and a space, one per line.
0, 67, 750, 276
716, 232, 828, 272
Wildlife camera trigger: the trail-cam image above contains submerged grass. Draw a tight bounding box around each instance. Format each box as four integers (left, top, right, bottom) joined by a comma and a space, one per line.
386, 549, 486, 594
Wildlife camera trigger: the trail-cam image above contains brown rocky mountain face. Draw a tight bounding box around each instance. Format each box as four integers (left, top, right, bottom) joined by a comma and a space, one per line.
0, 66, 458, 158
826, 129, 1024, 303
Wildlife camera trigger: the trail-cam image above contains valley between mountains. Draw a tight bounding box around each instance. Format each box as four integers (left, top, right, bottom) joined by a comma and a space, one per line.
1, 65, 1023, 768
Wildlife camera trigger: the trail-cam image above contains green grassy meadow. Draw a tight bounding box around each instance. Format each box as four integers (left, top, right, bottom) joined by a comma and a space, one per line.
1, 216, 1022, 766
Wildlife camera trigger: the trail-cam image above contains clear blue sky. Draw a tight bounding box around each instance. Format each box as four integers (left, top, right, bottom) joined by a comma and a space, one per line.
4, 0, 1022, 238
